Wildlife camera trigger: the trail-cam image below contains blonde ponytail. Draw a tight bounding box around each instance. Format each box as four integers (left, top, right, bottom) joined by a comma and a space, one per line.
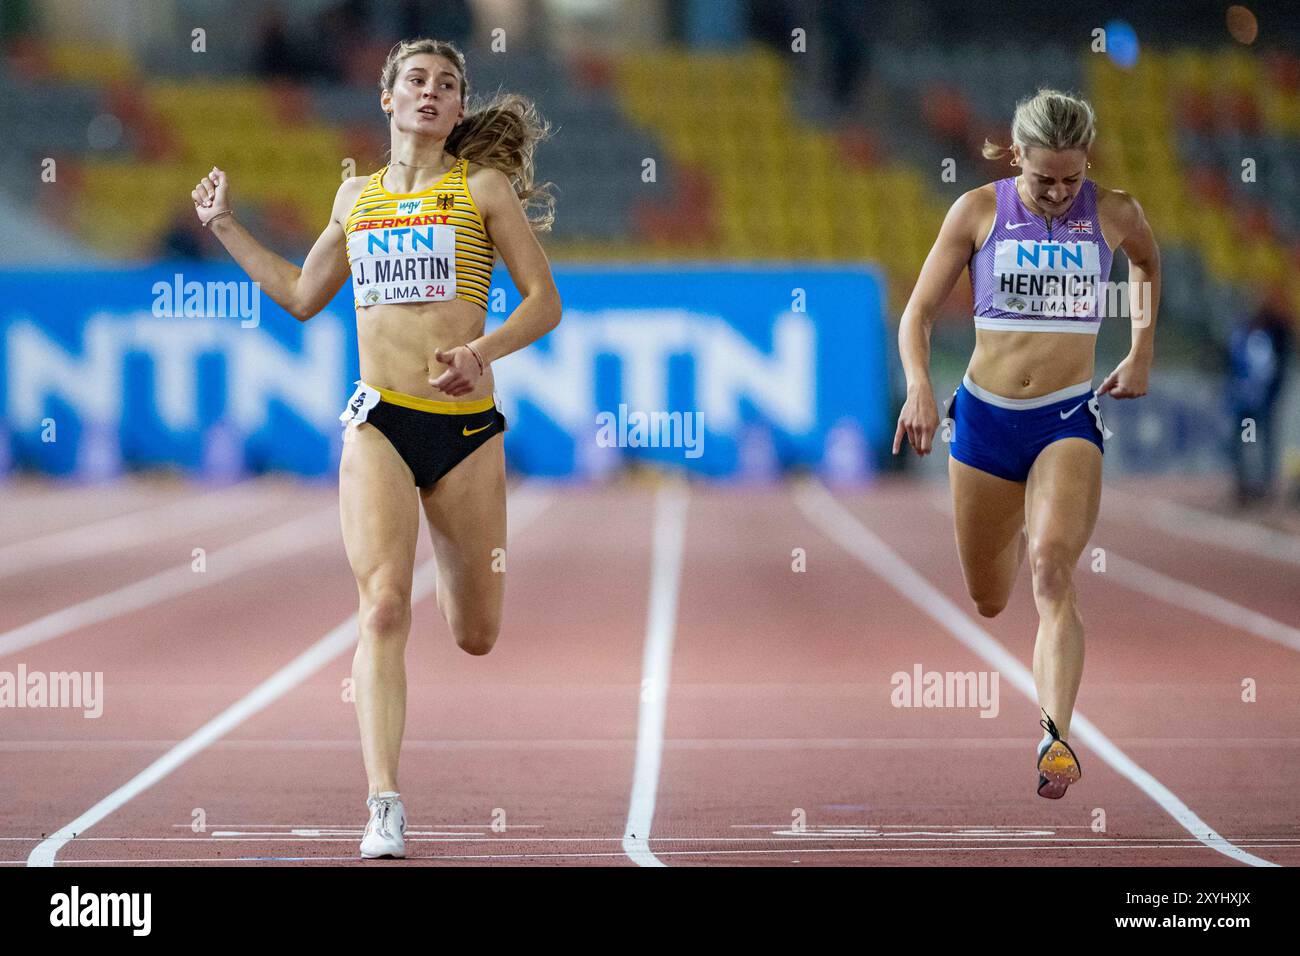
983, 88, 1096, 161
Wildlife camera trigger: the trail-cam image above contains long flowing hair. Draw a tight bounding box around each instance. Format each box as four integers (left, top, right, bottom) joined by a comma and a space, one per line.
380, 38, 555, 231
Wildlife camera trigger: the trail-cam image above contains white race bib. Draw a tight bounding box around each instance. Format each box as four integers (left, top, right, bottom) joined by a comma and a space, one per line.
991, 240, 1100, 317
348, 218, 457, 306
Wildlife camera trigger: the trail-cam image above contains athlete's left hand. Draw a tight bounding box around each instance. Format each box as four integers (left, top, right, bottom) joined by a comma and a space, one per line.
430, 346, 483, 397
1096, 353, 1150, 399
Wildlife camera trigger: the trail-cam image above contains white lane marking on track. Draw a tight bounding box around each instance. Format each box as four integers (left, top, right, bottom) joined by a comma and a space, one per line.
622, 481, 689, 868
7, 735, 1299, 751
0, 481, 279, 579
10, 834, 1300, 845
0, 505, 339, 660
26, 483, 553, 867
12, 842, 1300, 865
1103, 553, 1300, 653
0, 835, 1135, 842
932, 490, 1300, 653
166, 823, 545, 829
1113, 495, 1300, 567
794, 479, 1279, 868
0, 480, 159, 535
208, 824, 544, 836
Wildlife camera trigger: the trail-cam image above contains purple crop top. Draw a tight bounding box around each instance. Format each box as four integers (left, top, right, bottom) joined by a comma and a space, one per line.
970, 177, 1114, 334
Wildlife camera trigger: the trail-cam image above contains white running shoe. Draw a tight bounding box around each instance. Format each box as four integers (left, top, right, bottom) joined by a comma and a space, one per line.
360, 791, 407, 859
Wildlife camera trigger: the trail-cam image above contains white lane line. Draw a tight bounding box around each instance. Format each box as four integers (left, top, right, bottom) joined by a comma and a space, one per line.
26, 483, 553, 867
931, 489, 1300, 654
0, 481, 283, 579
1104, 553, 1300, 653
14, 842, 1300, 865
0, 505, 339, 659
1112, 495, 1300, 567
13, 735, 1296, 753
166, 823, 546, 829
0, 480, 157, 526
12, 834, 1297, 845
794, 479, 1278, 869
622, 481, 689, 868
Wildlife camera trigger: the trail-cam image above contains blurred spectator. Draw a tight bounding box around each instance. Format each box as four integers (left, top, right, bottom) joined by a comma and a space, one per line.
157, 208, 213, 261
253, 3, 306, 80
744, 0, 870, 110
745, 0, 798, 51
819, 0, 871, 108
256, 0, 364, 82
0, 0, 35, 45
363, 0, 474, 47
402, 0, 473, 47
308, 0, 369, 79
1225, 286, 1292, 506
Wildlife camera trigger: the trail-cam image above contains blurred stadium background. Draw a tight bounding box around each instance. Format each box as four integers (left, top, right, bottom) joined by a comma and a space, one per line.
2, 0, 1299, 513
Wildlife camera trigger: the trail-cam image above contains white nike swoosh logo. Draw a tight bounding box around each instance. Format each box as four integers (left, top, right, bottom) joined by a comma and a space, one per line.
1059, 402, 1085, 419
1005, 221, 1031, 231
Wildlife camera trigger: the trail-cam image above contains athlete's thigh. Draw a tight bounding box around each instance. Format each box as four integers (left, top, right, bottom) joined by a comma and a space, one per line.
950, 455, 1026, 584
1024, 438, 1102, 560
339, 421, 420, 593
419, 433, 507, 611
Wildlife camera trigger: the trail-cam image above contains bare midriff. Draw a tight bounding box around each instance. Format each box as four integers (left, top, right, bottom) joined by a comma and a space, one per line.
967, 328, 1096, 399
355, 297, 494, 401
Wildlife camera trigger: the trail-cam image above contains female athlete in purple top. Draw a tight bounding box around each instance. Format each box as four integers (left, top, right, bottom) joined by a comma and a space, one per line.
893, 89, 1160, 797
970, 176, 1114, 333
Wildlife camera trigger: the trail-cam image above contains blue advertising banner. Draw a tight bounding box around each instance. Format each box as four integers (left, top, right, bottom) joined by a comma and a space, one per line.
0, 264, 890, 481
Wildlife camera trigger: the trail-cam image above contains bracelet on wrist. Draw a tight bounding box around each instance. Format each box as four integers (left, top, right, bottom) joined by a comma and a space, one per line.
465, 343, 485, 374
204, 210, 234, 229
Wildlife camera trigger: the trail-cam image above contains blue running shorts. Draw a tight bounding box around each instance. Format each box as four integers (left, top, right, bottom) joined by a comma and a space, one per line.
946, 373, 1109, 483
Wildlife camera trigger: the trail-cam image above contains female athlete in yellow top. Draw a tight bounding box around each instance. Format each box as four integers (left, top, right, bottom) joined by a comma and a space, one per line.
191, 38, 561, 855
894, 89, 1159, 798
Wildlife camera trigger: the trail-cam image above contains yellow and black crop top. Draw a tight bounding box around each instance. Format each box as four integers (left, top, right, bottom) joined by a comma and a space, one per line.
343, 156, 494, 310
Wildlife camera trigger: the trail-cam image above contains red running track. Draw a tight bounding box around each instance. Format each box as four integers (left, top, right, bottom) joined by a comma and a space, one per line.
0, 474, 1296, 866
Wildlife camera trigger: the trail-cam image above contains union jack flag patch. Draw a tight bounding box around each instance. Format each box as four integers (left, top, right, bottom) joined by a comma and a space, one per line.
1068, 219, 1093, 233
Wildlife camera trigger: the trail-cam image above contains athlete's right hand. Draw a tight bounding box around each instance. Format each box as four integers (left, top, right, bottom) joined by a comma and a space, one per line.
191, 166, 231, 225
893, 386, 940, 456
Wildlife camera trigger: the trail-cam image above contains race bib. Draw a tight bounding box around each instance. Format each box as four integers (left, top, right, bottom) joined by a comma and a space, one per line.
339, 381, 380, 426
1087, 395, 1114, 440
991, 240, 1100, 317
348, 217, 457, 306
